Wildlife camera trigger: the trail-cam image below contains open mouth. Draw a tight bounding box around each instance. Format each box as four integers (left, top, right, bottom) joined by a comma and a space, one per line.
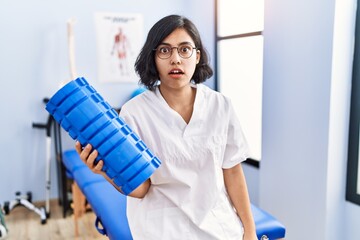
169, 69, 184, 75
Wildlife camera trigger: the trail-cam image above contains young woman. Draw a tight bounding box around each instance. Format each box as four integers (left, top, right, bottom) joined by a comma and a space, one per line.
76, 15, 257, 240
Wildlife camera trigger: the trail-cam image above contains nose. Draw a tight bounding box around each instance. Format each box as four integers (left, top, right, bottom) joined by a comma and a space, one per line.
170, 48, 182, 64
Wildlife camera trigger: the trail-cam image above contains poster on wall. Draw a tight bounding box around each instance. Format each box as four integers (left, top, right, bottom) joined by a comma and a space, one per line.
95, 12, 143, 83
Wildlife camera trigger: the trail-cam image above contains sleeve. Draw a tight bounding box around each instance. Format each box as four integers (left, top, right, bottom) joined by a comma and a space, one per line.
222, 99, 250, 169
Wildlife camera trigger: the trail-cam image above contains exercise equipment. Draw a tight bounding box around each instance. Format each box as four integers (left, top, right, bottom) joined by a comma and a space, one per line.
2, 98, 52, 224
45, 77, 161, 195
46, 78, 161, 195
3, 192, 47, 225
32, 97, 53, 217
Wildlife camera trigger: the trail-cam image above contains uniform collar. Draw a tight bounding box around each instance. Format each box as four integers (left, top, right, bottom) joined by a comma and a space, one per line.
154, 84, 205, 137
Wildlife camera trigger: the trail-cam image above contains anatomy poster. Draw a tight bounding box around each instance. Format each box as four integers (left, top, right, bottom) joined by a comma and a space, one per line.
95, 13, 143, 83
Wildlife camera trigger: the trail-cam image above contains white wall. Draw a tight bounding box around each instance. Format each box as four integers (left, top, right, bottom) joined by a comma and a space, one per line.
260, 0, 358, 239
345, 202, 360, 237
0, 0, 216, 203
326, 0, 357, 239
187, 1, 216, 88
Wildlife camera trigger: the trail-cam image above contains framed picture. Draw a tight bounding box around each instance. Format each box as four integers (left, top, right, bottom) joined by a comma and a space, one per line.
95, 12, 143, 83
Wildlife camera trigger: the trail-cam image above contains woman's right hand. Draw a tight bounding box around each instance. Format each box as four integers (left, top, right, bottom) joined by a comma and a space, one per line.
75, 141, 105, 176
74, 141, 151, 198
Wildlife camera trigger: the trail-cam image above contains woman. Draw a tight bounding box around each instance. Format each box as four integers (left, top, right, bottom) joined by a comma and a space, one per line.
76, 15, 257, 240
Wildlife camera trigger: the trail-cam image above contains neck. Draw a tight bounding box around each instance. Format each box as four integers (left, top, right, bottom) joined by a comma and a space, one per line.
160, 84, 194, 105
159, 84, 196, 124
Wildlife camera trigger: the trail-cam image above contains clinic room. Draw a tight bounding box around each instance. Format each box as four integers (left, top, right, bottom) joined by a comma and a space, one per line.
0, 0, 359, 239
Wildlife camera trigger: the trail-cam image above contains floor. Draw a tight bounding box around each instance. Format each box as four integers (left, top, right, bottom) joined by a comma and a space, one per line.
2, 199, 107, 240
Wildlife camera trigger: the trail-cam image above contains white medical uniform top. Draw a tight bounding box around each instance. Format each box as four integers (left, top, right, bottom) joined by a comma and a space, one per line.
120, 83, 249, 240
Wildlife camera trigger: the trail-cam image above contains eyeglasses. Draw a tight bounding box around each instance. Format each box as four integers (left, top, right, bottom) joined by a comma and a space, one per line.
153, 43, 197, 59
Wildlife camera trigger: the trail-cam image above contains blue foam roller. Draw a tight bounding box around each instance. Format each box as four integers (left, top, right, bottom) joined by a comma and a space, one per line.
46, 77, 161, 195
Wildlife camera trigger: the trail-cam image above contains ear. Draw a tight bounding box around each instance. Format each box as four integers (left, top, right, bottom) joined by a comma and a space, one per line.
196, 50, 201, 64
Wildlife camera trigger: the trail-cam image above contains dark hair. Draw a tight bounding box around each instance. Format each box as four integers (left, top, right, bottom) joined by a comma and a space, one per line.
135, 15, 213, 90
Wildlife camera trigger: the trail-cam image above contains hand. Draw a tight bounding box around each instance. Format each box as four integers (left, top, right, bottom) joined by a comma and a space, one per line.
75, 141, 104, 175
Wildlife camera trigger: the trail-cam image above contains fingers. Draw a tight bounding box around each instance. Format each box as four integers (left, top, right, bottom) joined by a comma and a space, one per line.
86, 148, 98, 168
75, 141, 82, 154
79, 143, 92, 163
74, 142, 102, 173
94, 160, 104, 172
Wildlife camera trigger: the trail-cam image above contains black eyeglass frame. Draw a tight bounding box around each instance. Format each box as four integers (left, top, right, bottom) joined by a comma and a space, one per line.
153, 44, 198, 59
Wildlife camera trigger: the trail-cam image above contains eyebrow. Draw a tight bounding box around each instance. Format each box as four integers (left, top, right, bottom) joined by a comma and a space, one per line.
158, 41, 193, 46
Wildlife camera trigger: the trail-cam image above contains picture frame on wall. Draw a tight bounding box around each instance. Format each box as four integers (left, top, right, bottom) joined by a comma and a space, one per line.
95, 12, 143, 83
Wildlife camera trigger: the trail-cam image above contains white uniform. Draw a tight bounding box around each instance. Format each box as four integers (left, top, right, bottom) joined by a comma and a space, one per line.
120, 83, 249, 240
